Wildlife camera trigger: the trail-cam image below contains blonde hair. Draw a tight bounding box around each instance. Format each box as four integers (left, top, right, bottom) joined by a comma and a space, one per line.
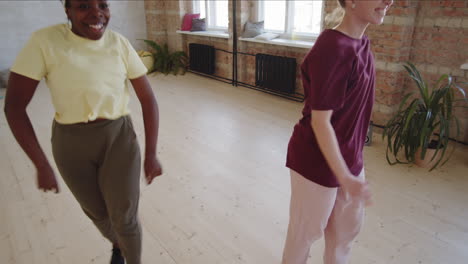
324, 3, 345, 29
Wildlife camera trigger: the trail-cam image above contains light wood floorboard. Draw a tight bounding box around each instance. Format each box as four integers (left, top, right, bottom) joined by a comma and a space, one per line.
0, 73, 467, 264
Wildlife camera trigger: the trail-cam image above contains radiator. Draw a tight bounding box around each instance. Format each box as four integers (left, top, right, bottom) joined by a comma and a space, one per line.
189, 43, 216, 75
255, 54, 296, 94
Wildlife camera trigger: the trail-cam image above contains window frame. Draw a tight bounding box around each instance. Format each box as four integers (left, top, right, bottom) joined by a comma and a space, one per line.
193, 0, 229, 31
257, 0, 323, 41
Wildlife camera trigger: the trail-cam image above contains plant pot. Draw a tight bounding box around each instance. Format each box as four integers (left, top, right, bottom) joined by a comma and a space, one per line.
414, 141, 443, 168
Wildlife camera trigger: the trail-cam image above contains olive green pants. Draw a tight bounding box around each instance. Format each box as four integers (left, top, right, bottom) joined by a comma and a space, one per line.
51, 116, 142, 264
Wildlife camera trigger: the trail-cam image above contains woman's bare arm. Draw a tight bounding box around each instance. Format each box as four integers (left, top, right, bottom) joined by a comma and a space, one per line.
311, 110, 370, 202
4, 72, 58, 192
130, 75, 162, 184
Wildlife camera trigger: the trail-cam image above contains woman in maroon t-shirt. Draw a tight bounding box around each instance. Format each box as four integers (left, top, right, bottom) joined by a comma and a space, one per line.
282, 0, 393, 263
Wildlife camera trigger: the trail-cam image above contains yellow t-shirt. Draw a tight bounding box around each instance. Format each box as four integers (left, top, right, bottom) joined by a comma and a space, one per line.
11, 24, 147, 124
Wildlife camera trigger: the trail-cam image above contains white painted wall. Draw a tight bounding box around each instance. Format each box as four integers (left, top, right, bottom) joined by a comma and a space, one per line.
0, 0, 147, 71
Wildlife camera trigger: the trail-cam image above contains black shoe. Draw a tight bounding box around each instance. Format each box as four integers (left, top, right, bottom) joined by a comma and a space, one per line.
110, 248, 125, 264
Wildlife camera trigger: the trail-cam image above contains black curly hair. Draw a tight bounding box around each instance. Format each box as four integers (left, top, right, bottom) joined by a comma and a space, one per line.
63, 0, 71, 8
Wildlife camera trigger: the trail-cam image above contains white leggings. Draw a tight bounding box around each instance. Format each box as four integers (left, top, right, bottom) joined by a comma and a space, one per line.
282, 169, 365, 264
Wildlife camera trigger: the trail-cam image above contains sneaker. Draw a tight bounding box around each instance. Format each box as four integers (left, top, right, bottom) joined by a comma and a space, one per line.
110, 247, 125, 264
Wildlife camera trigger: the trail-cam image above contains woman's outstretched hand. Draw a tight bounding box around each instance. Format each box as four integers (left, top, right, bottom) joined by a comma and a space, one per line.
36, 163, 59, 193
144, 156, 163, 184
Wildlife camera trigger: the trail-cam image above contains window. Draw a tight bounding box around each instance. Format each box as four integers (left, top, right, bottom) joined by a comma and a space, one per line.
258, 0, 323, 39
193, 0, 229, 30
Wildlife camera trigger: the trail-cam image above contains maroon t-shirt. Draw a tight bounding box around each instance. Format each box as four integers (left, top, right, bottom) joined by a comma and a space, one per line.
286, 29, 375, 187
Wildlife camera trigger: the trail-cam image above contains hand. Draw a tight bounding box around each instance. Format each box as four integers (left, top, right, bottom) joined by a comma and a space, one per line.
144, 156, 163, 184
340, 175, 372, 206
36, 163, 59, 193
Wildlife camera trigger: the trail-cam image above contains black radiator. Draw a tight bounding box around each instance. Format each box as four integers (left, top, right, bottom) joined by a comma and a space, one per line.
189, 43, 215, 75
255, 54, 296, 94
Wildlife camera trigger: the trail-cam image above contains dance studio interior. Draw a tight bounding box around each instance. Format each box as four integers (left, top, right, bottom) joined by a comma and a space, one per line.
0, 1, 467, 263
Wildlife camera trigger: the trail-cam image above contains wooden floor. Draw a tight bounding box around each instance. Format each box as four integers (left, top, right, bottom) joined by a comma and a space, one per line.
0, 73, 467, 264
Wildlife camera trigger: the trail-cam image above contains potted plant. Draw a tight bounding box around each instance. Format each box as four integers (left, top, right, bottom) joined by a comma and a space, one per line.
383, 62, 467, 171
140, 39, 188, 75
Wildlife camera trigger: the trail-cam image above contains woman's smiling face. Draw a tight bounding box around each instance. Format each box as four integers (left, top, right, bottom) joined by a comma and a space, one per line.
65, 0, 110, 40
352, 0, 394, 25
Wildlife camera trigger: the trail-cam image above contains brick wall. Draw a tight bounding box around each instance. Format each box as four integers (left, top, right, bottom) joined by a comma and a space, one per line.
366, 0, 419, 130
144, 0, 167, 46
410, 0, 468, 142
144, 0, 468, 142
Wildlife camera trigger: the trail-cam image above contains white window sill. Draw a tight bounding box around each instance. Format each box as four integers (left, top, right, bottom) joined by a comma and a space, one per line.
176, 30, 229, 39
239, 37, 314, 49
461, 60, 468, 70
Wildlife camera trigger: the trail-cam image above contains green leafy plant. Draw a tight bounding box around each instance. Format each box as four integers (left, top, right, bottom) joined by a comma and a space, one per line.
383, 62, 467, 171
140, 39, 187, 75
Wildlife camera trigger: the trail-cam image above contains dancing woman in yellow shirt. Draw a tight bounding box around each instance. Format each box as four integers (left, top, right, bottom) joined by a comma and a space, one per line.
4, 1, 161, 263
